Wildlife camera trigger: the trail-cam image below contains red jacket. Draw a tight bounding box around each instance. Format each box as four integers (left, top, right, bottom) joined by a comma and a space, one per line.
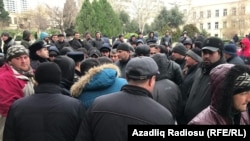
237, 37, 250, 57
0, 64, 34, 117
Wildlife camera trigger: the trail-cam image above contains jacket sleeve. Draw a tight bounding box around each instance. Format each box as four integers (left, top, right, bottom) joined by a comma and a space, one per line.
75, 108, 92, 141
3, 104, 16, 141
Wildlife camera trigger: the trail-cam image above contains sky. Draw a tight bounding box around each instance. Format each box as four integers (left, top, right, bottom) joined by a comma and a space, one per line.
30, 0, 66, 8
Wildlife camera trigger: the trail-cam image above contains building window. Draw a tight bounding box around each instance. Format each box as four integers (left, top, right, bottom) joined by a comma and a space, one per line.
215, 22, 219, 29
223, 21, 227, 28
208, 22, 211, 29
200, 11, 203, 18
215, 10, 219, 17
241, 6, 245, 15
223, 9, 227, 16
239, 20, 245, 28
232, 7, 236, 16
200, 23, 203, 30
207, 10, 211, 18
193, 12, 196, 19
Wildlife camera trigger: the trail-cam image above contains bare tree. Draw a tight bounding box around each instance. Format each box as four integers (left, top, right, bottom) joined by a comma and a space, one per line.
223, 0, 249, 39
63, 0, 77, 31
46, 4, 64, 33
130, 0, 164, 33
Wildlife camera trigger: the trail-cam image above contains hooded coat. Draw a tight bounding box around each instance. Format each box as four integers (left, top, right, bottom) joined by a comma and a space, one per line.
151, 53, 183, 85
188, 64, 250, 125
237, 37, 250, 65
71, 63, 127, 109
183, 57, 226, 124
21, 30, 31, 49
152, 54, 182, 121
54, 56, 75, 96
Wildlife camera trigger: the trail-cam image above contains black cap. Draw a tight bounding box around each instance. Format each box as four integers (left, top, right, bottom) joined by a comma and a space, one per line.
202, 37, 224, 52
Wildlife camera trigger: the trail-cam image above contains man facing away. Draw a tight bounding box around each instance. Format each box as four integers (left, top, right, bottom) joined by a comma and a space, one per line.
75, 56, 174, 141
3, 62, 87, 141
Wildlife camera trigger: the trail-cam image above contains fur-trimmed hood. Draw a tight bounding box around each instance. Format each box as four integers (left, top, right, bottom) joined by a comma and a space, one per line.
70, 63, 121, 97
210, 64, 250, 117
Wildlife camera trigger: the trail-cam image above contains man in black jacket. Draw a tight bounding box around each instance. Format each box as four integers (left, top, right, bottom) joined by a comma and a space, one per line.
76, 56, 174, 141
3, 62, 87, 141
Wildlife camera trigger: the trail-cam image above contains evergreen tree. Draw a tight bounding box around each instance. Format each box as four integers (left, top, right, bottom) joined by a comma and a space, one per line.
76, 0, 94, 33
75, 0, 121, 37
151, 6, 184, 34
98, 0, 121, 37
0, 0, 10, 27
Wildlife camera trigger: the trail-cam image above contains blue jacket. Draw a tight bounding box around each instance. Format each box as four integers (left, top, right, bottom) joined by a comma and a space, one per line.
71, 63, 127, 109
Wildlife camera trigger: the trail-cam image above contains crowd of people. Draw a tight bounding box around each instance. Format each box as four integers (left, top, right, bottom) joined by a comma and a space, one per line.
0, 29, 249, 141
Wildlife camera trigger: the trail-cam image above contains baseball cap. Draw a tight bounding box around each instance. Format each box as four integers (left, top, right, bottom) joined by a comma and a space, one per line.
202, 37, 224, 52
125, 56, 159, 80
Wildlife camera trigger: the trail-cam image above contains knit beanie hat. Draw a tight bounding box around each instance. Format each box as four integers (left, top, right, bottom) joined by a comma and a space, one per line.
223, 44, 237, 56
117, 43, 130, 52
233, 72, 250, 95
186, 48, 202, 63
172, 43, 187, 56
6, 45, 29, 61
35, 62, 62, 84
40, 32, 49, 40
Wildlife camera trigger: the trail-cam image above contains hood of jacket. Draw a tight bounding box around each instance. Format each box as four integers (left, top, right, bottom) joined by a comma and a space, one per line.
22, 30, 31, 41
238, 37, 250, 57
151, 53, 171, 81
70, 63, 121, 97
53, 56, 75, 83
210, 64, 250, 117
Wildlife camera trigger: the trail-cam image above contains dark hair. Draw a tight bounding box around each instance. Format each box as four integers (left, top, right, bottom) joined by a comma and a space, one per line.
60, 47, 74, 55
80, 58, 100, 75
97, 57, 113, 65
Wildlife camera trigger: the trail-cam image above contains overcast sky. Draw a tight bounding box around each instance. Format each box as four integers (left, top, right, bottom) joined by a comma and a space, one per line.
30, 0, 66, 8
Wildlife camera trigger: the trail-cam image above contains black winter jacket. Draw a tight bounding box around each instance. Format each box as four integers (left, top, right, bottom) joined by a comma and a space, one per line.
76, 85, 174, 141
3, 84, 86, 141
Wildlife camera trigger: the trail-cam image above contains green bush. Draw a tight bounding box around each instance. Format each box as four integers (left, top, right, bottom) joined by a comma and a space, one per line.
15, 35, 22, 41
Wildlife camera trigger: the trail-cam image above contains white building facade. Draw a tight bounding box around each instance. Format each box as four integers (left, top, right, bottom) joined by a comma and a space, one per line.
179, 0, 250, 39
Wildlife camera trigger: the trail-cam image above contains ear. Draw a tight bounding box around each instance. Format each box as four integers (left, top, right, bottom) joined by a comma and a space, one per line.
148, 76, 156, 87
36, 50, 41, 56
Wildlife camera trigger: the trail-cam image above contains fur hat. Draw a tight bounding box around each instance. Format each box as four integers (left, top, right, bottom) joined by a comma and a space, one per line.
29, 40, 48, 54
